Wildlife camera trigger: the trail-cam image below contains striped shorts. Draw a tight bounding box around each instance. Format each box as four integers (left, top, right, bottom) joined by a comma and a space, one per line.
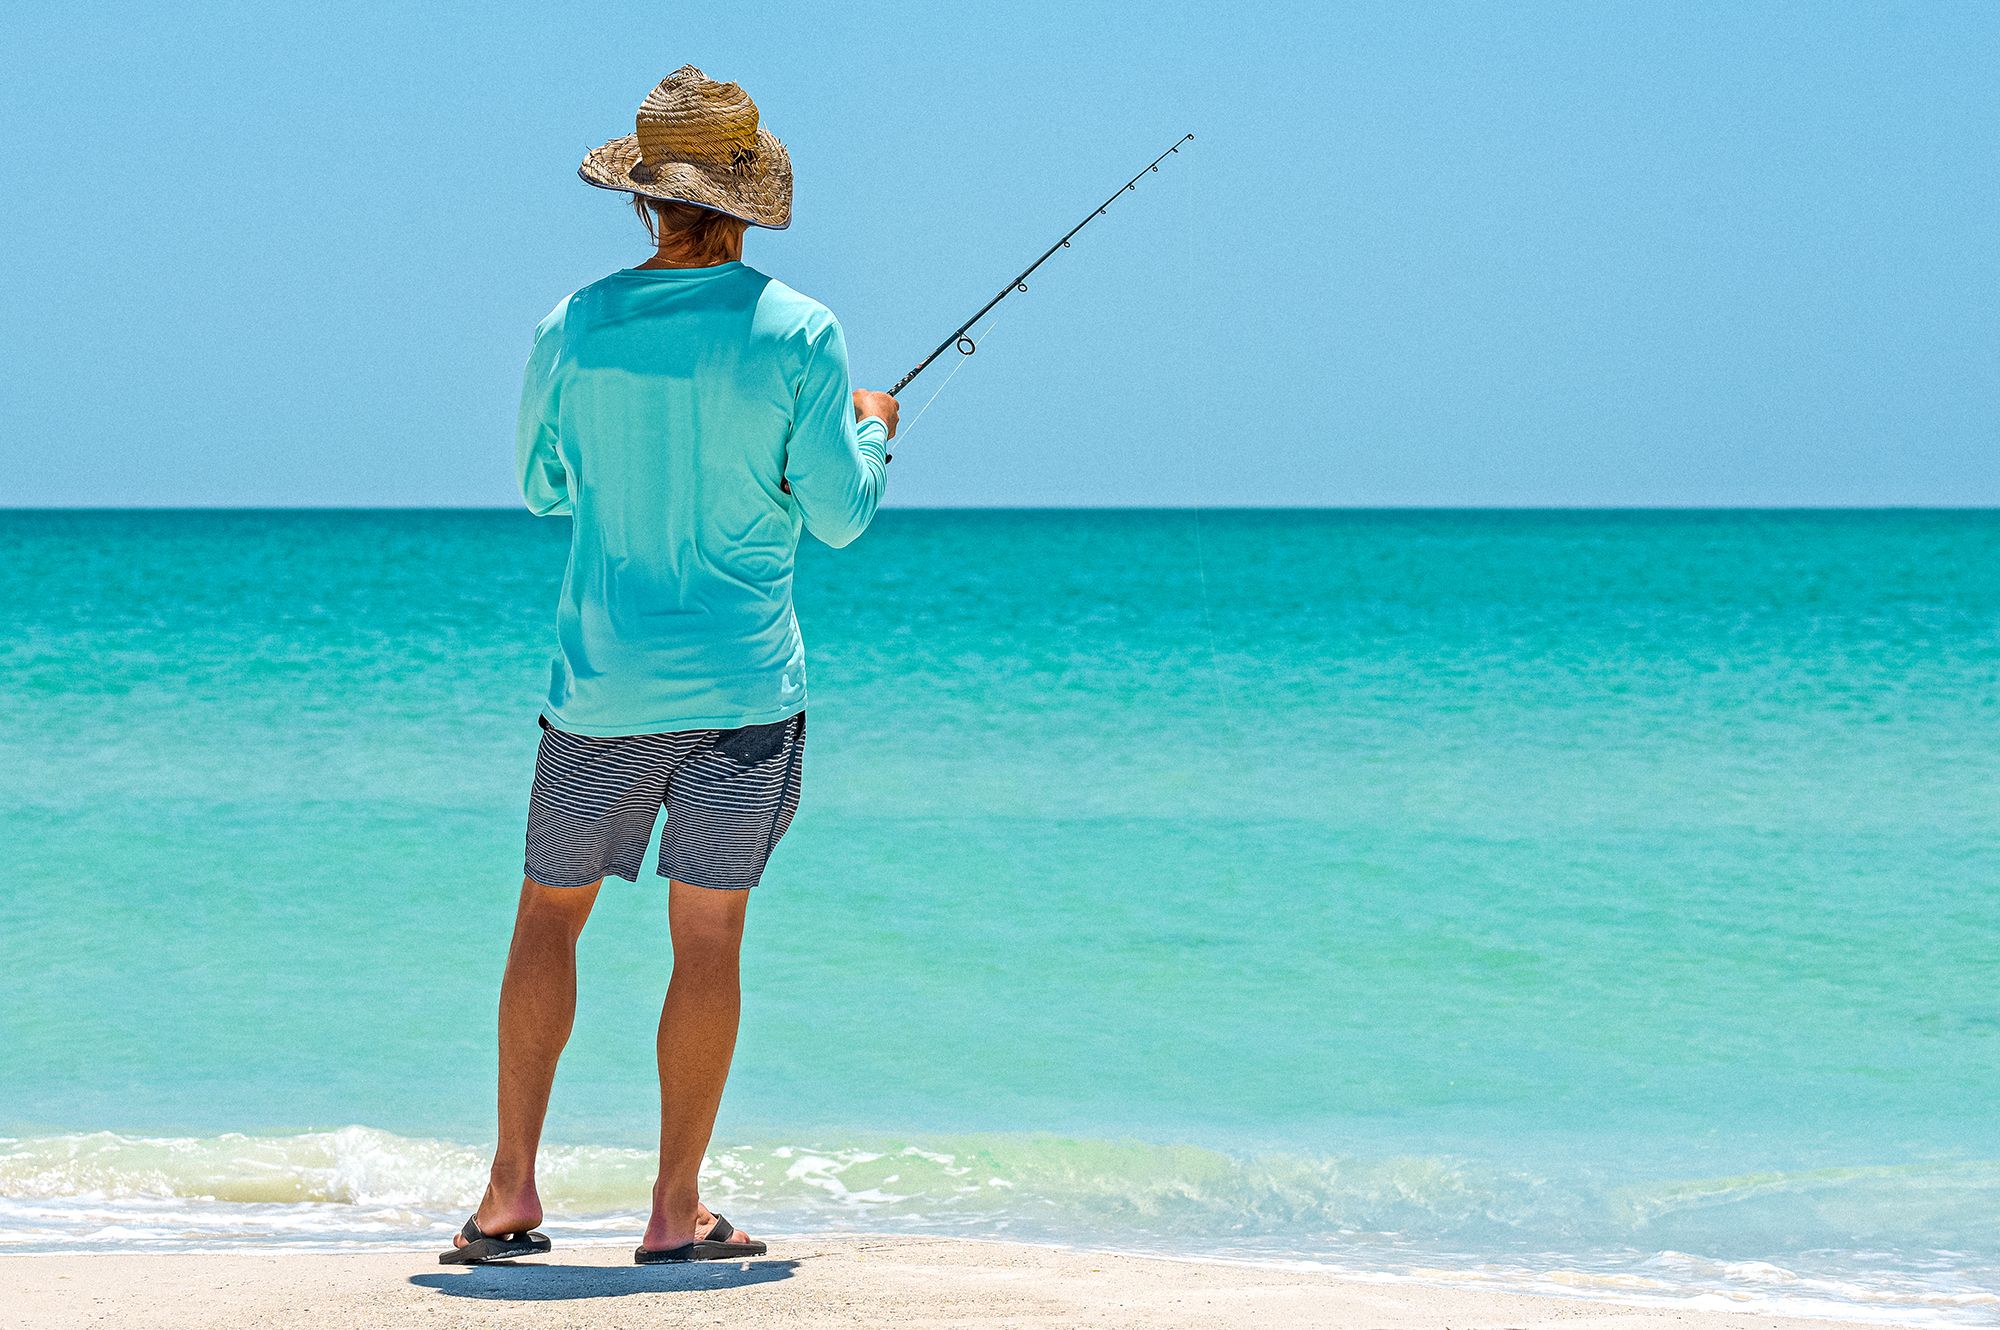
524, 711, 806, 891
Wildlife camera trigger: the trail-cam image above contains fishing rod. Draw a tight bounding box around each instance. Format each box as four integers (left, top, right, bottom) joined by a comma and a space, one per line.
889, 133, 1195, 400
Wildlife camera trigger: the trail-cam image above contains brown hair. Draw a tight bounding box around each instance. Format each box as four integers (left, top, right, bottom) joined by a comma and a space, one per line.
631, 197, 749, 264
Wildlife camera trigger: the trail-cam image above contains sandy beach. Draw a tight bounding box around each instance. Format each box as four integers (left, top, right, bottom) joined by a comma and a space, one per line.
6, 1236, 1887, 1330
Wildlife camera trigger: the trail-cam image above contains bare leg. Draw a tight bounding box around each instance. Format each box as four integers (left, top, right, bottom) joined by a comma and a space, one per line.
644, 880, 755, 1250
456, 876, 602, 1248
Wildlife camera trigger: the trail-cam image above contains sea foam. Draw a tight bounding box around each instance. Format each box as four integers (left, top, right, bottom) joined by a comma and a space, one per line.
2, 1126, 1995, 1326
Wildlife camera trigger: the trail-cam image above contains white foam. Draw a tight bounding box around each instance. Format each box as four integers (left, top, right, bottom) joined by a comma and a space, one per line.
1, 1127, 1995, 1326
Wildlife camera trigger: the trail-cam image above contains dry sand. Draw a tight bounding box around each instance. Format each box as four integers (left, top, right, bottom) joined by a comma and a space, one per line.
6, 1236, 1881, 1330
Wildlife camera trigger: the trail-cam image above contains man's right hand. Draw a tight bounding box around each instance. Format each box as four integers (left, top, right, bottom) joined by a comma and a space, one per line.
852, 390, 900, 441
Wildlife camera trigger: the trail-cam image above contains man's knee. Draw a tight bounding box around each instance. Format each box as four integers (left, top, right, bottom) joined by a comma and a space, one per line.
667, 882, 748, 964
672, 914, 744, 961
517, 876, 599, 938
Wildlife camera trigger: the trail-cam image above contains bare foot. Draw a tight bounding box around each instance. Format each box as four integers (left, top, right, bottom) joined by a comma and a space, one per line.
642, 1202, 753, 1250
453, 1180, 543, 1249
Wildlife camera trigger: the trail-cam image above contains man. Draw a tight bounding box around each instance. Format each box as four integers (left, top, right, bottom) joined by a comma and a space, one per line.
442, 65, 897, 1266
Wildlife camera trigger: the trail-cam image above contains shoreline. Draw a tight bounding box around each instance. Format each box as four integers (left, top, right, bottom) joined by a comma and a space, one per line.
5, 1235, 1905, 1330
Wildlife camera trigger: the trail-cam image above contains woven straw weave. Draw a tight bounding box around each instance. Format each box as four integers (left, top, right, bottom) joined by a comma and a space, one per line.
579, 65, 793, 229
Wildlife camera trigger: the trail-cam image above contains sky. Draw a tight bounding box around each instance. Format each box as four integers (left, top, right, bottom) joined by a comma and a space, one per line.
2, 1, 1995, 508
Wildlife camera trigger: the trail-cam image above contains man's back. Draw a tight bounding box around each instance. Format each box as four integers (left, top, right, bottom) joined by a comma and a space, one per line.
517, 261, 889, 736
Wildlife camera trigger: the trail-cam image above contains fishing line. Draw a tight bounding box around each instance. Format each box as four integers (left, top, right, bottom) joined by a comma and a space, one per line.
891, 299, 1014, 447
1182, 140, 1241, 733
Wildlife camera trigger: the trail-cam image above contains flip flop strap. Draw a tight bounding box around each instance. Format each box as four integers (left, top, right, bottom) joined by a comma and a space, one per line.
704, 1212, 738, 1244
464, 1216, 534, 1244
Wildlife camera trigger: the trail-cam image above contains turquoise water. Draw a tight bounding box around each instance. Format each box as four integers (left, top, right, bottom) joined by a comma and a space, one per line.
2, 509, 1997, 1322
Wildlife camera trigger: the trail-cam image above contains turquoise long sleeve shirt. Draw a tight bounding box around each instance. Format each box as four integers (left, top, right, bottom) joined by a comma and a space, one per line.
515, 262, 888, 736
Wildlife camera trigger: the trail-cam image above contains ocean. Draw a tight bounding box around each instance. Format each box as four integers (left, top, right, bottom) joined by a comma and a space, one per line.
2, 508, 1996, 1323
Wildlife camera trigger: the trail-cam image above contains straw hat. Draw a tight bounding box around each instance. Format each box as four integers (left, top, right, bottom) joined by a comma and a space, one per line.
578, 65, 793, 229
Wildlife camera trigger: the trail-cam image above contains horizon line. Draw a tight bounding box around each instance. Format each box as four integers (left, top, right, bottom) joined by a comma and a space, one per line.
3, 503, 1997, 515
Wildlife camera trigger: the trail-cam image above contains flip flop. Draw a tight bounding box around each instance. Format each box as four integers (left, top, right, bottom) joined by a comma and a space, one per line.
634, 1212, 768, 1263
438, 1215, 553, 1265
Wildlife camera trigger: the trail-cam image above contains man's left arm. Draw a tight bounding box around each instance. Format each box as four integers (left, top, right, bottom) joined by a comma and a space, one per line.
516, 309, 572, 517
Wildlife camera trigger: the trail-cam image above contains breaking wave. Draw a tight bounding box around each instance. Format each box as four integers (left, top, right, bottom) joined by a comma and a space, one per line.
2, 1126, 1995, 1325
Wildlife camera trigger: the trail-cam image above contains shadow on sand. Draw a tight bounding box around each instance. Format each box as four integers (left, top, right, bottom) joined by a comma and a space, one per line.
411, 1258, 800, 1301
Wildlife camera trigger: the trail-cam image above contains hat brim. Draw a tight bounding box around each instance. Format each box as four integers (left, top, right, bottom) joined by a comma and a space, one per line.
578, 128, 792, 230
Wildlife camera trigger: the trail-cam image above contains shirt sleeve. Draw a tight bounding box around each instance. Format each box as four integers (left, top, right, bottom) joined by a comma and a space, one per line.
784, 317, 887, 549
515, 309, 572, 518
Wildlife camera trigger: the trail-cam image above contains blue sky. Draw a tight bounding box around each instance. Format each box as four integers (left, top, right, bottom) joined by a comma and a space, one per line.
3, 1, 1995, 507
